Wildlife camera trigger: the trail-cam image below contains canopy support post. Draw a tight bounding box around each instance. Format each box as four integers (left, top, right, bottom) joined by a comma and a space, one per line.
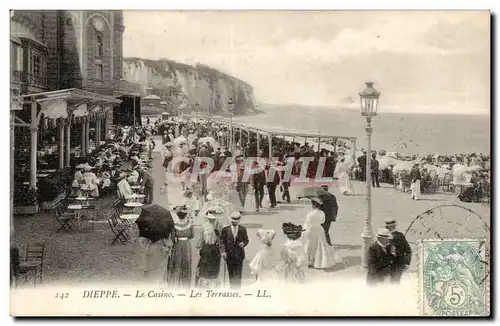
317, 137, 321, 152
333, 138, 337, 156
65, 120, 71, 167
81, 118, 86, 156
30, 100, 38, 189
85, 119, 90, 153
58, 118, 64, 170
268, 133, 272, 162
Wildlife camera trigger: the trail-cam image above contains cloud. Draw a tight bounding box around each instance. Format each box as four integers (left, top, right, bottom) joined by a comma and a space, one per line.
122, 11, 489, 114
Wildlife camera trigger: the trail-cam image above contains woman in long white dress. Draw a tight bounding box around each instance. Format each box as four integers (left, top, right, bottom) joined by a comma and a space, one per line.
302, 198, 341, 269
334, 158, 355, 196
249, 229, 278, 283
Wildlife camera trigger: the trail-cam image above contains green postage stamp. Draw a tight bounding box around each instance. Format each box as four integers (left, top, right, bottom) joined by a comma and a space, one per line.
420, 239, 489, 316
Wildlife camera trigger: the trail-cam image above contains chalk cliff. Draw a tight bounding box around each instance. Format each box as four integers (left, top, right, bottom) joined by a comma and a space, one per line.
122, 58, 257, 115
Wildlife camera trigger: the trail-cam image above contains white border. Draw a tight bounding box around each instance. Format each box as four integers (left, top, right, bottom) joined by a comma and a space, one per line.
1, 1, 496, 324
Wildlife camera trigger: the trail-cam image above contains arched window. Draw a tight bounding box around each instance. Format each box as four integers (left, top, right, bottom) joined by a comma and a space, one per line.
96, 33, 103, 57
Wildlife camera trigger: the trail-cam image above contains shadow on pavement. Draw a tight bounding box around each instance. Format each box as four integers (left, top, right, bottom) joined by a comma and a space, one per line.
323, 255, 362, 273
333, 244, 362, 250
240, 223, 265, 229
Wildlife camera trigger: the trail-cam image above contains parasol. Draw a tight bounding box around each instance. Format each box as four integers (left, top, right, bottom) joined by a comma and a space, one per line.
135, 204, 175, 243
296, 187, 331, 199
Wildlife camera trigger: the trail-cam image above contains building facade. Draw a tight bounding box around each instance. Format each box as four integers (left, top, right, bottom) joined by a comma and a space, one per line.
10, 10, 140, 131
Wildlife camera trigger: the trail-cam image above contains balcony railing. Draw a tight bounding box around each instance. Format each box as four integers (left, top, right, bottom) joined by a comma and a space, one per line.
19, 71, 48, 89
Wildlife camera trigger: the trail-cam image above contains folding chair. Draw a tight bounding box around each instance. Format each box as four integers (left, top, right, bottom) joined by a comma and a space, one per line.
107, 218, 129, 245
54, 205, 75, 233
18, 243, 45, 287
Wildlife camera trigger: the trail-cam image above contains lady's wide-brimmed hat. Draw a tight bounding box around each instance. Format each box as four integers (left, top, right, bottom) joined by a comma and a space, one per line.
257, 229, 276, 245
282, 222, 305, 235
205, 213, 217, 220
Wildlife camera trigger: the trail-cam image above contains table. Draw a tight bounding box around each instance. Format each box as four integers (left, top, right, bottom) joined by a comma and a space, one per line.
130, 185, 143, 193
75, 196, 95, 206
124, 202, 143, 208
37, 174, 50, 178
80, 184, 96, 198
129, 194, 145, 203
39, 169, 56, 173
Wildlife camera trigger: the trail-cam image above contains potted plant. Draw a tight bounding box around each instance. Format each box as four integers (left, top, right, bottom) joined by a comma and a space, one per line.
13, 186, 39, 215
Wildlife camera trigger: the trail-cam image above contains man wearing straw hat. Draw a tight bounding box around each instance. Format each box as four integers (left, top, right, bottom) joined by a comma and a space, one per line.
367, 228, 396, 285
219, 211, 249, 289
385, 218, 412, 284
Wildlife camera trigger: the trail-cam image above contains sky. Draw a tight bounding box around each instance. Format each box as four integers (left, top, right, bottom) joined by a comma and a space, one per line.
122, 11, 490, 115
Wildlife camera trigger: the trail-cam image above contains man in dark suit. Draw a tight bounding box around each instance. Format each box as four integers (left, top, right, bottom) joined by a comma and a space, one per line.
220, 211, 249, 288
385, 219, 412, 283
252, 164, 266, 212
367, 228, 396, 285
357, 151, 367, 181
320, 185, 339, 246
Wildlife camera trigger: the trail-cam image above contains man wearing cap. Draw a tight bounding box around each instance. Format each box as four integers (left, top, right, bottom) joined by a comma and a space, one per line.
367, 228, 396, 285
385, 219, 412, 283
219, 211, 249, 288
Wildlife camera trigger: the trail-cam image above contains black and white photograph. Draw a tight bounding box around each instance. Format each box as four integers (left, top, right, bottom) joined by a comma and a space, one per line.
8, 8, 491, 316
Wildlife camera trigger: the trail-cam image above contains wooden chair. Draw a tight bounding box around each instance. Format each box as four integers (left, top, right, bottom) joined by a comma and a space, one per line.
54, 205, 75, 233
17, 243, 45, 287
107, 216, 129, 245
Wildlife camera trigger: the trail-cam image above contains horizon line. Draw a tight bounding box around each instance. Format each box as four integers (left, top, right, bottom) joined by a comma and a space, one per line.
257, 102, 490, 116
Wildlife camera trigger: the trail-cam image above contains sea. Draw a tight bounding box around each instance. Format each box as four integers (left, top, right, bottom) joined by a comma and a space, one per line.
229, 104, 491, 155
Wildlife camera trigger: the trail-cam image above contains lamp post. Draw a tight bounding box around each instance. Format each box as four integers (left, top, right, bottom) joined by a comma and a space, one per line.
359, 81, 381, 268
228, 98, 235, 152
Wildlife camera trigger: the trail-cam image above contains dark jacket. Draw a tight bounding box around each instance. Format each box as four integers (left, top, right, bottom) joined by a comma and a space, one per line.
390, 230, 412, 267
320, 193, 338, 223
367, 242, 396, 285
252, 170, 266, 188
219, 225, 249, 262
410, 168, 421, 182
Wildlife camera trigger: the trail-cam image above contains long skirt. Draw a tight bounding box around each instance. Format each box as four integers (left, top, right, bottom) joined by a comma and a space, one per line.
411, 180, 421, 200
167, 240, 192, 288
338, 172, 355, 195
196, 243, 221, 287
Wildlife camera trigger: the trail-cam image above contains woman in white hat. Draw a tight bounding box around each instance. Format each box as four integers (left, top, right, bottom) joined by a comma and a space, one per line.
249, 229, 278, 283
302, 197, 341, 269
195, 213, 222, 288
82, 165, 99, 197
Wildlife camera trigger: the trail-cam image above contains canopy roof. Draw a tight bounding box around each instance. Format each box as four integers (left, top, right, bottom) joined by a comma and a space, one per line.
208, 116, 357, 141
20, 88, 122, 106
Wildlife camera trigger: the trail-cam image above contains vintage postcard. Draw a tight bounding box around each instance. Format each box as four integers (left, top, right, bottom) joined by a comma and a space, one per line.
9, 10, 491, 316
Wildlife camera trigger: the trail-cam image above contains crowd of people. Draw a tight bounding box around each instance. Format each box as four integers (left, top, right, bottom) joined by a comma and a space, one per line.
121, 116, 417, 288
81, 115, 485, 289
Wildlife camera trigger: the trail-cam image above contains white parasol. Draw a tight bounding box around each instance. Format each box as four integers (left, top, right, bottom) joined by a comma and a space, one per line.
173, 135, 188, 146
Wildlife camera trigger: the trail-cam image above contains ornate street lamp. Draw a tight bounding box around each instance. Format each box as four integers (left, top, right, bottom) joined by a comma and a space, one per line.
228, 98, 235, 151
359, 81, 381, 268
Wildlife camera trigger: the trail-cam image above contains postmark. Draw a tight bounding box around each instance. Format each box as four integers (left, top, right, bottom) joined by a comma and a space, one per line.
419, 239, 489, 316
